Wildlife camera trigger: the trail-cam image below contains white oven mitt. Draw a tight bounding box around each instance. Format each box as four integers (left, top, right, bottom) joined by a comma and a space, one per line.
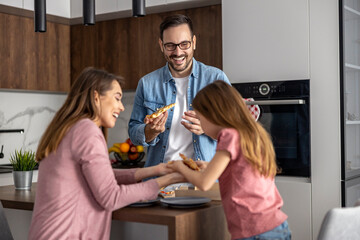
243, 98, 260, 121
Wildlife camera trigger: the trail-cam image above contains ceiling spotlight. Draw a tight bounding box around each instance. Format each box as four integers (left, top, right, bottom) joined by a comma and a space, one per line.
83, 0, 95, 25
132, 0, 145, 17
34, 0, 46, 32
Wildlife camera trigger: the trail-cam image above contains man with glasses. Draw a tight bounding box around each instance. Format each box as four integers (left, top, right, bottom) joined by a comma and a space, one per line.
128, 14, 230, 168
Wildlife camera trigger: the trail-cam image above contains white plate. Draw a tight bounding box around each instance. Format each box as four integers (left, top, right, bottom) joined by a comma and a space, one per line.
129, 198, 159, 207
160, 197, 211, 208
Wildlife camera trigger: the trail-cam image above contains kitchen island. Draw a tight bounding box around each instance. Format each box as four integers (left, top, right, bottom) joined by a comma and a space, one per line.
0, 183, 230, 240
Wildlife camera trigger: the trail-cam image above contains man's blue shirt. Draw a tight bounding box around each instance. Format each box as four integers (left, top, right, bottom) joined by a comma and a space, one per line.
128, 58, 230, 167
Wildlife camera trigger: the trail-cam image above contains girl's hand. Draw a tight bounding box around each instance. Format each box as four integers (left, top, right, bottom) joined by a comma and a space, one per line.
195, 160, 208, 170
156, 163, 174, 176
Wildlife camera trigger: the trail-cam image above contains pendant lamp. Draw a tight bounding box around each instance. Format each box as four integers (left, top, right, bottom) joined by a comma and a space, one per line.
34, 0, 46, 32
132, 0, 145, 17
83, 0, 95, 25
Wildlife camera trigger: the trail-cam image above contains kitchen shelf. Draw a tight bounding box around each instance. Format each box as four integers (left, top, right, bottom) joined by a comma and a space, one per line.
342, 1, 360, 200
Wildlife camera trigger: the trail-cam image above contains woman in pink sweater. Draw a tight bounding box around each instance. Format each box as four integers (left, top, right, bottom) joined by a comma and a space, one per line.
28, 67, 184, 240
167, 81, 291, 240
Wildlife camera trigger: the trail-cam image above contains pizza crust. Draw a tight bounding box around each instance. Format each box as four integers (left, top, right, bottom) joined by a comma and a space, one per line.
179, 153, 200, 171
146, 103, 176, 119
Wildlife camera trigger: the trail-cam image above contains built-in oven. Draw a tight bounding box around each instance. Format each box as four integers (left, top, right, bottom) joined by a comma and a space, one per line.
232, 80, 310, 177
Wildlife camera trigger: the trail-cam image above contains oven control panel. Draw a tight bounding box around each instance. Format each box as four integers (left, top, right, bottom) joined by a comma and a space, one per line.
232, 80, 309, 99
259, 83, 270, 95
236, 82, 286, 96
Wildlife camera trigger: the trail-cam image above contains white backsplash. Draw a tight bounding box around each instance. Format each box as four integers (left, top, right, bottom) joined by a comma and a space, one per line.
0, 90, 67, 165
0, 90, 136, 165
107, 91, 136, 147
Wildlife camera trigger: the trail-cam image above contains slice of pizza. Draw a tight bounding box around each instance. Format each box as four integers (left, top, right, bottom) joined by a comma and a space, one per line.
158, 189, 175, 198
146, 103, 176, 119
179, 153, 200, 171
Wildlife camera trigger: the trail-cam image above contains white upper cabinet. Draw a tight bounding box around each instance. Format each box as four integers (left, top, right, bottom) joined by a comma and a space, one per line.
117, 0, 132, 11
23, 0, 71, 18
71, 0, 131, 18
223, 0, 310, 83
0, 0, 22, 8
1, 0, 217, 19
145, 0, 165, 7
96, 0, 118, 14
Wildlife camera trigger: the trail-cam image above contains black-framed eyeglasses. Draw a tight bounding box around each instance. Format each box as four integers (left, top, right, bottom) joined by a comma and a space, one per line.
163, 41, 192, 51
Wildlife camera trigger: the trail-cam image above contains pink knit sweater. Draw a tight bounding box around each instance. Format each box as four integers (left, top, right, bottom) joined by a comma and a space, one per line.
28, 119, 159, 240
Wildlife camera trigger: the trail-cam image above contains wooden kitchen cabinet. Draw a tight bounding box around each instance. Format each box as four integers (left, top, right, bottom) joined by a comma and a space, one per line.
0, 12, 71, 92
0, 4, 221, 91
70, 5, 223, 90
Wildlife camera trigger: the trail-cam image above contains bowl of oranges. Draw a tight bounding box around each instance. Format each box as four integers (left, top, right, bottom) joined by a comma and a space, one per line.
108, 138, 145, 166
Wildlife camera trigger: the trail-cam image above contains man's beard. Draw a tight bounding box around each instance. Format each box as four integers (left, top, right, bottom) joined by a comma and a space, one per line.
165, 53, 192, 74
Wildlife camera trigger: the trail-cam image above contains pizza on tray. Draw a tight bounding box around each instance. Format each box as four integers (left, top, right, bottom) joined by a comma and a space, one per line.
146, 103, 176, 119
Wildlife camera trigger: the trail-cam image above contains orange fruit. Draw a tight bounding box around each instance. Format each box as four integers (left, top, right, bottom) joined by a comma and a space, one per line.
119, 142, 130, 153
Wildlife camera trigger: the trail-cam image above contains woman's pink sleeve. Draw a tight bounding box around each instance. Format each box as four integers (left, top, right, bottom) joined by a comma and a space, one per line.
71, 121, 159, 210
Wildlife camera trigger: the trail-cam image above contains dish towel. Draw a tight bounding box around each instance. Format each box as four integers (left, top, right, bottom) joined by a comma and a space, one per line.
243, 98, 260, 121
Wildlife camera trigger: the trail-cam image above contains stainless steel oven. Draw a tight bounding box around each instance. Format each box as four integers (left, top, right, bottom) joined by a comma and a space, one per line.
232, 80, 310, 177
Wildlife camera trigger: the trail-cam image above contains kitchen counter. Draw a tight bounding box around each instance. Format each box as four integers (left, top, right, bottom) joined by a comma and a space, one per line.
0, 183, 230, 240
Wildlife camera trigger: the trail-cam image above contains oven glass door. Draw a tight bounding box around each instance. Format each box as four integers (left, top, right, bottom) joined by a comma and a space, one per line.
251, 99, 310, 177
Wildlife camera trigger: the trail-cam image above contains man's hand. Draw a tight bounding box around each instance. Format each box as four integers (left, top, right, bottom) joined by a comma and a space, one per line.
144, 111, 168, 142
181, 110, 204, 135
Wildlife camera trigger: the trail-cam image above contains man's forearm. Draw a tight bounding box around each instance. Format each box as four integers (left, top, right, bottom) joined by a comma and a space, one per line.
144, 124, 159, 143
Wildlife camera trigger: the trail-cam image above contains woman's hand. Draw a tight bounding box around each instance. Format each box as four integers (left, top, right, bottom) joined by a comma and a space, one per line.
134, 162, 173, 181
166, 160, 185, 172
168, 172, 186, 183
156, 163, 174, 176
156, 172, 186, 188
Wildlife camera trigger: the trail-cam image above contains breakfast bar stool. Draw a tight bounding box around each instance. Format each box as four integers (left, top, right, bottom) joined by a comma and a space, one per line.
317, 205, 360, 240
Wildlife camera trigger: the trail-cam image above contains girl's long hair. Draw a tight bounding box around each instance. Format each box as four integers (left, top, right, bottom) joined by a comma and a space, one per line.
192, 80, 278, 178
36, 67, 124, 161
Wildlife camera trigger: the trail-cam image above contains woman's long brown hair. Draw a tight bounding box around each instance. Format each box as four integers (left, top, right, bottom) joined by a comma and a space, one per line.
192, 80, 278, 178
36, 67, 123, 161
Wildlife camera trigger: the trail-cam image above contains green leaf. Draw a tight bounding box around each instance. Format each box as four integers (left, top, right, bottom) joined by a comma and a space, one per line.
9, 149, 37, 171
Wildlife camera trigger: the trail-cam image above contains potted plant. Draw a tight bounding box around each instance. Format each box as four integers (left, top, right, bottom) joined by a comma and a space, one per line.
9, 149, 37, 190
